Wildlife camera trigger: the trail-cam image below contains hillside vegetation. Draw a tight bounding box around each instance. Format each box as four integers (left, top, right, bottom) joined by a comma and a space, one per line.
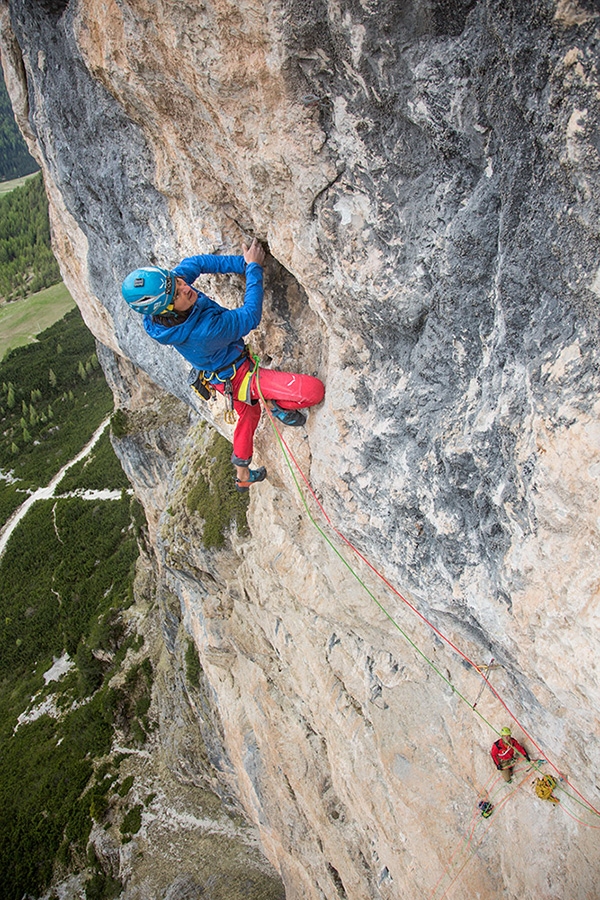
0, 307, 155, 900
0, 307, 114, 523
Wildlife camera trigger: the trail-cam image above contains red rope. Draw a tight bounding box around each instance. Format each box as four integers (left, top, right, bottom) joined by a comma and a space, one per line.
260, 403, 600, 819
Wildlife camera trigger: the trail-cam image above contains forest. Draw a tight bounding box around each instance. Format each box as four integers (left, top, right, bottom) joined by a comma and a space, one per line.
0, 307, 114, 523
0, 67, 57, 302
0, 490, 150, 900
0, 171, 61, 301
0, 69, 38, 182
0, 309, 154, 900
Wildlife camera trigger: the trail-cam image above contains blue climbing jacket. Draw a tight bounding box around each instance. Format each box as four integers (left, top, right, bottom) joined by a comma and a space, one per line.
143, 254, 263, 378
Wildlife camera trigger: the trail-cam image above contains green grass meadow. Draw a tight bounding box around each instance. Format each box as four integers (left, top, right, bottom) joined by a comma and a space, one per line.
0, 171, 38, 195
0, 282, 75, 360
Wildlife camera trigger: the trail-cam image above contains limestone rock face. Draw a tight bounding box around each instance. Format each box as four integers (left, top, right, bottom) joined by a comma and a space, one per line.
3, 0, 600, 897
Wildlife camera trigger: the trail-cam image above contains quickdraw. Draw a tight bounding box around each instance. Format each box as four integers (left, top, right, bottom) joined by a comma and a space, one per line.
223, 379, 236, 424
188, 369, 215, 402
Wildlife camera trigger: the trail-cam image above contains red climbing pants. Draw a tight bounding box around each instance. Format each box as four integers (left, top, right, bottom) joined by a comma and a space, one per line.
212, 360, 325, 465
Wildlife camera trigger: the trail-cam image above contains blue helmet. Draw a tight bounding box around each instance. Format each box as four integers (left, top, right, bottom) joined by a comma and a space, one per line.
121, 266, 176, 315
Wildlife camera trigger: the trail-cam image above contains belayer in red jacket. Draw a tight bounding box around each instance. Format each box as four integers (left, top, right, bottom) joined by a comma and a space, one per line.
490, 727, 530, 782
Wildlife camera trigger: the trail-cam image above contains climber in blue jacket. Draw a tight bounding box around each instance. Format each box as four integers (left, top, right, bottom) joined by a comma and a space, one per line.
121, 239, 324, 491
142, 241, 264, 374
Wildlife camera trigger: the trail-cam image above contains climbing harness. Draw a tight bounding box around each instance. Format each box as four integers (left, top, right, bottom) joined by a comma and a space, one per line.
533, 774, 560, 804
223, 351, 259, 422
204, 346, 250, 384
188, 346, 259, 424
222, 349, 259, 424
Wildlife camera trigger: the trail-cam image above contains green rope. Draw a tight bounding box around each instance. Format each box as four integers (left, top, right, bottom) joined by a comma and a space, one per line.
252, 356, 600, 823
253, 361, 495, 732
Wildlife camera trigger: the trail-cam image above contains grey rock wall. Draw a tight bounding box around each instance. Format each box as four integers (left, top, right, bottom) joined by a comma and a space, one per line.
3, 0, 600, 897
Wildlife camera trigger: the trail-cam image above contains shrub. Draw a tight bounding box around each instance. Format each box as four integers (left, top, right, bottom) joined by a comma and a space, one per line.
120, 804, 142, 837
110, 408, 128, 438
117, 775, 134, 798
85, 871, 123, 900
75, 642, 105, 697
185, 638, 202, 689
186, 432, 249, 548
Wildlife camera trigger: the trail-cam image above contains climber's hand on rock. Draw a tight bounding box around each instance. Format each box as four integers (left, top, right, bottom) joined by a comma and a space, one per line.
243, 238, 266, 267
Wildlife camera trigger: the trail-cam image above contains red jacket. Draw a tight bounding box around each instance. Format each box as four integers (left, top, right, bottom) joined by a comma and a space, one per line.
491, 737, 528, 768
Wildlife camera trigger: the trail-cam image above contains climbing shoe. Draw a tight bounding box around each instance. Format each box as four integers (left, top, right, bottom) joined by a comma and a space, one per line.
235, 466, 267, 492
269, 402, 306, 427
